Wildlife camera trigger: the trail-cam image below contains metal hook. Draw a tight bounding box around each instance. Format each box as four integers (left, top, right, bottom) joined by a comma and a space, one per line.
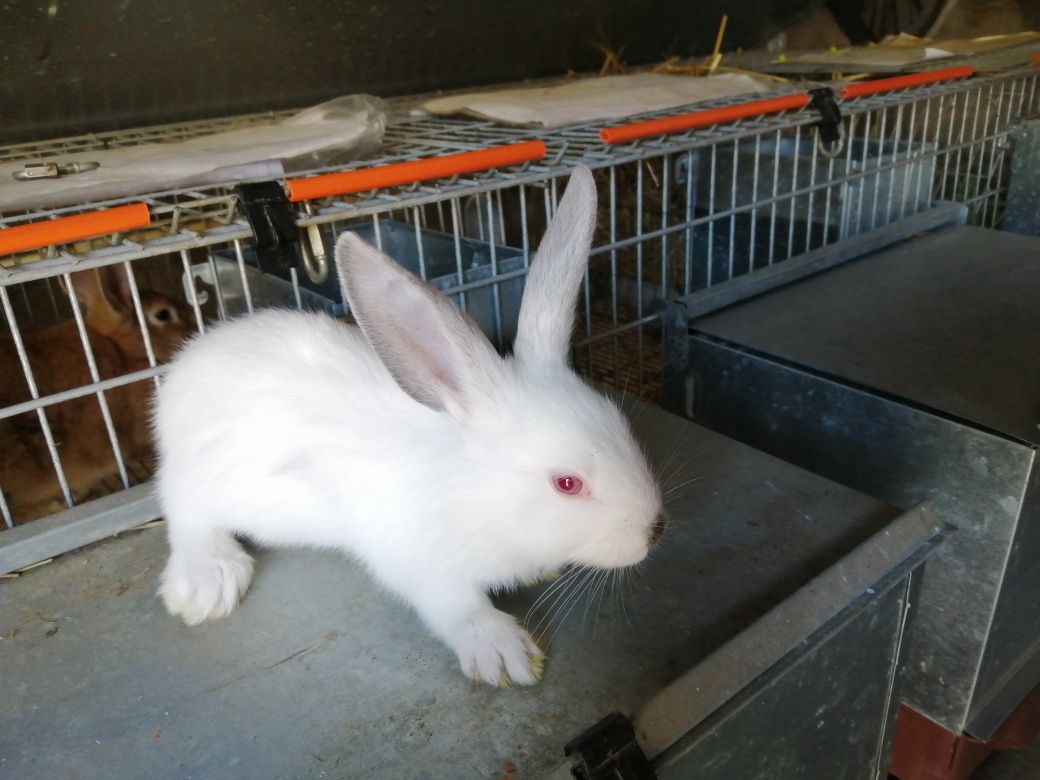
817, 123, 846, 159
301, 225, 329, 284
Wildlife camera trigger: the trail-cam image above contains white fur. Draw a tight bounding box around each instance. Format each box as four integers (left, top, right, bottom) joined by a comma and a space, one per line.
154, 165, 662, 686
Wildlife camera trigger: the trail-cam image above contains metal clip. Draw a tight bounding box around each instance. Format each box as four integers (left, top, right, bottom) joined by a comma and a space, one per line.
233, 181, 302, 275
808, 87, 846, 159
564, 712, 656, 780
12, 161, 101, 181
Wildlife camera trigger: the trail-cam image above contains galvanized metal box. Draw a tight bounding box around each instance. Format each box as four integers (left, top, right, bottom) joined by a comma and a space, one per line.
681, 223, 1040, 739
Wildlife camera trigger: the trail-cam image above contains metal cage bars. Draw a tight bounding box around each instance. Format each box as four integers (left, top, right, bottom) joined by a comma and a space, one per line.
1, 66, 1038, 539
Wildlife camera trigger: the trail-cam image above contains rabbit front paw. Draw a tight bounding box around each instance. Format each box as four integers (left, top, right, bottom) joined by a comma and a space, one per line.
159, 540, 254, 626
453, 610, 545, 687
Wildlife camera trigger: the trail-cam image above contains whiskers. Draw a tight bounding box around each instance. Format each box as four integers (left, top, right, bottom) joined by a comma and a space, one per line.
648, 426, 706, 547
523, 565, 632, 646
618, 364, 661, 426
664, 474, 703, 497
617, 370, 705, 512
657, 432, 702, 495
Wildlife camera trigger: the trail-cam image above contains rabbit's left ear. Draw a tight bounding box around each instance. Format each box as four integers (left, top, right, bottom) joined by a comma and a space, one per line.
513, 165, 597, 368
335, 232, 504, 419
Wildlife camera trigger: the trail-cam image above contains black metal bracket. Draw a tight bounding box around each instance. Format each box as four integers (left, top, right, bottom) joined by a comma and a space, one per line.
234, 181, 301, 276
808, 87, 844, 146
564, 712, 656, 780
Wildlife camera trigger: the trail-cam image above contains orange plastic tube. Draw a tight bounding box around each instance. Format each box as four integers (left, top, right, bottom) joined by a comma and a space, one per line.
1033, 52, 1040, 66
840, 66, 975, 99
286, 140, 547, 202
0, 202, 152, 257
599, 93, 811, 145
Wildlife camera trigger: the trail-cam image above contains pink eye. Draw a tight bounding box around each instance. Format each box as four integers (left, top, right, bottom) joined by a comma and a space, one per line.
553, 475, 583, 495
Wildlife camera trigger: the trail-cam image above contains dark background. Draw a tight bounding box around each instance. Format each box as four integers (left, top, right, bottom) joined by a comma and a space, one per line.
0, 0, 818, 143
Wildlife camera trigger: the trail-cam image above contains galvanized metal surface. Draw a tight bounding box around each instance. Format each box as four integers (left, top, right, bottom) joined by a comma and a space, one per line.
0, 484, 158, 575
685, 337, 1037, 737
684, 225, 1040, 736
656, 572, 915, 780
968, 458, 1040, 740
693, 225, 1040, 445
1003, 119, 1040, 237
635, 502, 943, 758
0, 405, 904, 779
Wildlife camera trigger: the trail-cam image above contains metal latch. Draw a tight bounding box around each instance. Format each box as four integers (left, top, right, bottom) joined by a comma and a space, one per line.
12, 161, 100, 181
808, 87, 845, 158
564, 712, 656, 780
234, 181, 302, 275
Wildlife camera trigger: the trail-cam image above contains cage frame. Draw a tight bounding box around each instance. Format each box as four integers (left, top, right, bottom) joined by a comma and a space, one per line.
2, 64, 1038, 572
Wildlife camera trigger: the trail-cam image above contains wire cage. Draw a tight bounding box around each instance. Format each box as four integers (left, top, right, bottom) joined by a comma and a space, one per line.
1, 65, 1038, 568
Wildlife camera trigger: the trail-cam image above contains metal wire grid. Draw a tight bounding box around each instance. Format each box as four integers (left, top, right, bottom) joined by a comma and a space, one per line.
838, 72, 1040, 227
565, 69, 1040, 395
0, 110, 296, 163
4, 70, 1033, 269
1, 68, 1038, 538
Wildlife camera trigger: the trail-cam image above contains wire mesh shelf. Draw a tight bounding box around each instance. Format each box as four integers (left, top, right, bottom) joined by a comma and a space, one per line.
1, 64, 1038, 554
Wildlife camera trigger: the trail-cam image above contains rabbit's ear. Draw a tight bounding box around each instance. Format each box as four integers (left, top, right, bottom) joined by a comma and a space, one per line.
101, 263, 136, 308
335, 232, 503, 417
513, 165, 597, 368
67, 266, 131, 334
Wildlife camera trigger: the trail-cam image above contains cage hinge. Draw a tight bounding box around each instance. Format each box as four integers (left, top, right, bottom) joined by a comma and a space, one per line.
564, 712, 656, 780
234, 181, 302, 274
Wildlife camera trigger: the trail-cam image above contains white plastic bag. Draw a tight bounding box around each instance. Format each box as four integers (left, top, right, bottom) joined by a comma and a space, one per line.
0, 95, 387, 213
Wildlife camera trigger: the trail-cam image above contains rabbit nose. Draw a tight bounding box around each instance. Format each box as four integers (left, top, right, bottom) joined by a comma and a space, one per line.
648, 515, 667, 546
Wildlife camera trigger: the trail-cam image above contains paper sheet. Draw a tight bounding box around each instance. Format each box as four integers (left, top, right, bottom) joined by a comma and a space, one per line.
419, 73, 774, 128
784, 31, 1040, 67
786, 46, 954, 67
920, 30, 1040, 55
1, 95, 387, 213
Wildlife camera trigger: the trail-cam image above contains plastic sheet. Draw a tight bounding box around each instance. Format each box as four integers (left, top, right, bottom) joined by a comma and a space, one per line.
0, 95, 387, 213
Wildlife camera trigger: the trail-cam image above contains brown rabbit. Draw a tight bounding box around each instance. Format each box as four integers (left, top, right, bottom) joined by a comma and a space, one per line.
0, 265, 196, 525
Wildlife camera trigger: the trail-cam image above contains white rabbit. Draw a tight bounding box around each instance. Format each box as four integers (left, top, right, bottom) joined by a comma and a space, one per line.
154, 165, 664, 686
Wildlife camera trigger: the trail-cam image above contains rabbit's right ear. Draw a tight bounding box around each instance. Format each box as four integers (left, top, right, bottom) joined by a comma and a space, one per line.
335, 233, 503, 419
513, 165, 597, 368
